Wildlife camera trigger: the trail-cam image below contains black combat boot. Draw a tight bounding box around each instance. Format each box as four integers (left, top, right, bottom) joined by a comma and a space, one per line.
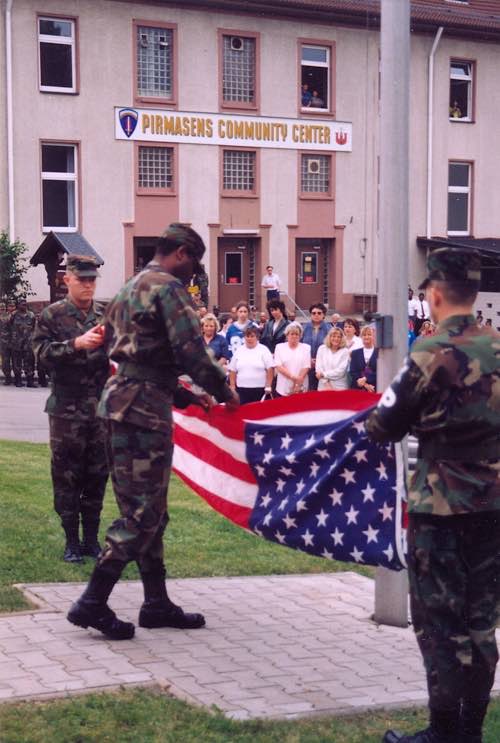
3, 376, 11, 386
138, 563, 205, 629
383, 708, 460, 743
14, 376, 22, 387
26, 377, 36, 388
67, 565, 135, 640
80, 515, 102, 558
62, 521, 83, 563
460, 700, 489, 743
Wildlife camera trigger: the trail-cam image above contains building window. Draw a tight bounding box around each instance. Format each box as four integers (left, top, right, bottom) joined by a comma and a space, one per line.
38, 17, 76, 93
448, 162, 471, 235
41, 144, 77, 231
449, 60, 473, 120
301, 45, 329, 110
138, 146, 173, 189
301, 154, 330, 193
222, 34, 256, 105
137, 25, 173, 99
223, 150, 256, 192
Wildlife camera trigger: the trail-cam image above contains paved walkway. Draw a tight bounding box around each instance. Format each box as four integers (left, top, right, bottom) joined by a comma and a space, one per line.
1, 574, 497, 719
0, 384, 49, 443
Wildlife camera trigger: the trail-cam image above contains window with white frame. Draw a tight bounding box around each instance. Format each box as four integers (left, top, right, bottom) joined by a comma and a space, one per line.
223, 150, 256, 191
222, 35, 256, 104
301, 45, 329, 110
137, 26, 173, 99
138, 146, 173, 189
448, 162, 471, 235
38, 17, 76, 92
449, 60, 473, 120
41, 144, 77, 231
301, 154, 330, 193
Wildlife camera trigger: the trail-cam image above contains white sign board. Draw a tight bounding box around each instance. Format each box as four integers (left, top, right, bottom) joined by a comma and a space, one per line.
115, 107, 352, 152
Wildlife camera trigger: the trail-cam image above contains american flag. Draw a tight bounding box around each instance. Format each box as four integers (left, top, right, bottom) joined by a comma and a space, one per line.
173, 390, 407, 571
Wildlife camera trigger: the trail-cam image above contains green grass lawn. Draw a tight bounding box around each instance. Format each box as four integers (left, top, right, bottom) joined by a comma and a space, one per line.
0, 439, 372, 612
2, 439, 499, 743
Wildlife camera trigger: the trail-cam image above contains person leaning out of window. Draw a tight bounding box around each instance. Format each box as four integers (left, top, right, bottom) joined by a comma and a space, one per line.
228, 326, 274, 404
349, 325, 378, 393
274, 322, 311, 397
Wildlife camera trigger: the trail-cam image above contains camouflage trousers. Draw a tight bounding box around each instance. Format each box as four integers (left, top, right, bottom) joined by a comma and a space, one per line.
12, 344, 35, 380
408, 512, 500, 711
97, 420, 173, 578
0, 343, 12, 379
49, 415, 108, 526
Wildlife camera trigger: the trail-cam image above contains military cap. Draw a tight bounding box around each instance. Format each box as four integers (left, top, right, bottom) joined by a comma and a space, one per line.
418, 247, 481, 290
66, 254, 100, 278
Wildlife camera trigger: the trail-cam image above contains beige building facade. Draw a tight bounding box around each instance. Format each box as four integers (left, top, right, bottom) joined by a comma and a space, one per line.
1, 0, 499, 320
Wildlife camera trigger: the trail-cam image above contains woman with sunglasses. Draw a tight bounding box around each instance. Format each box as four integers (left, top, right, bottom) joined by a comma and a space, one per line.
302, 303, 330, 391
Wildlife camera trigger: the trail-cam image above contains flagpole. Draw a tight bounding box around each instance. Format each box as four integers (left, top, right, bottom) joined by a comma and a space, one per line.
373, 0, 410, 627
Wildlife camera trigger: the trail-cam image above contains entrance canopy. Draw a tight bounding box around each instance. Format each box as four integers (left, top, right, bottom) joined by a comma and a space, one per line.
31, 232, 104, 303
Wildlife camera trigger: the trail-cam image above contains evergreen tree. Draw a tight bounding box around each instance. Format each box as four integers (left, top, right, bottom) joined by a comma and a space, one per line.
0, 231, 32, 301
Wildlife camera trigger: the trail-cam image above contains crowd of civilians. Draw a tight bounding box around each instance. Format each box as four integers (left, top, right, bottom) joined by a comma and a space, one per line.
198, 299, 380, 405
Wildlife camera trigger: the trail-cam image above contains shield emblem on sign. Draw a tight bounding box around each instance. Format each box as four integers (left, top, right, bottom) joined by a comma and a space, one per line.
119, 109, 139, 138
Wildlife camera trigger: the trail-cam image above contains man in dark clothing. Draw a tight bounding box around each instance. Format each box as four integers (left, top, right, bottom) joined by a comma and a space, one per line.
10, 299, 36, 386
33, 255, 109, 563
366, 248, 500, 743
67, 223, 239, 641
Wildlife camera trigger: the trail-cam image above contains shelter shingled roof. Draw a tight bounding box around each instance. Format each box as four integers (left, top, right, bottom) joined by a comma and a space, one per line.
31, 232, 105, 267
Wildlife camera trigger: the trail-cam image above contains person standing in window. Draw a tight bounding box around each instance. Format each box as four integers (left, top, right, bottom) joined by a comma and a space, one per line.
301, 83, 312, 107
302, 302, 330, 391
261, 266, 281, 302
274, 322, 311, 396
310, 89, 324, 107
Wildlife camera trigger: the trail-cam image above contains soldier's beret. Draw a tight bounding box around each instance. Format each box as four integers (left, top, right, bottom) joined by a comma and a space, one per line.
66, 255, 100, 278
418, 247, 481, 290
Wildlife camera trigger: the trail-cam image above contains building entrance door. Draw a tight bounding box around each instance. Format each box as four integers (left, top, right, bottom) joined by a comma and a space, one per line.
217, 238, 256, 310
295, 239, 330, 311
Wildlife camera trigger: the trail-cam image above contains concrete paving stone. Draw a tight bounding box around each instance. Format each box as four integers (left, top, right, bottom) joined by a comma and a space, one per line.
33, 665, 79, 683
0, 687, 15, 699
114, 672, 153, 683
7, 677, 53, 696
95, 658, 143, 675
167, 675, 215, 697
226, 670, 268, 689
75, 669, 119, 686
274, 701, 316, 714
0, 637, 40, 653
137, 661, 188, 678
0, 660, 33, 679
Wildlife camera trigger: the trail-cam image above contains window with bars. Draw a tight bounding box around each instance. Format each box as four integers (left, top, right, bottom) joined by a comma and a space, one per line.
137, 25, 173, 99
222, 35, 256, 105
223, 150, 256, 192
301, 154, 330, 193
138, 146, 173, 190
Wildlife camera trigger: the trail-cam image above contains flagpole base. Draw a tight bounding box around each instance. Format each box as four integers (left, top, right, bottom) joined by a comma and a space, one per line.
374, 566, 409, 627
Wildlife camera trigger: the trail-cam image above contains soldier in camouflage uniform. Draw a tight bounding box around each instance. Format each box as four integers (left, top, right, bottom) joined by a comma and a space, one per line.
67, 224, 239, 641
10, 298, 36, 386
33, 256, 109, 563
196, 264, 209, 307
0, 300, 13, 384
366, 248, 500, 743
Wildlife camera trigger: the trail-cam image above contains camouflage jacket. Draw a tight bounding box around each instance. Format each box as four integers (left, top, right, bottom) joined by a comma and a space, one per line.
98, 261, 232, 432
33, 298, 109, 419
9, 310, 35, 350
0, 311, 11, 346
366, 314, 500, 516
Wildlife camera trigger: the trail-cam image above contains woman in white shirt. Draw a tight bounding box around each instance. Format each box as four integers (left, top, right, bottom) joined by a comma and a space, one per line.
315, 327, 350, 390
228, 326, 274, 404
343, 318, 363, 354
274, 322, 311, 396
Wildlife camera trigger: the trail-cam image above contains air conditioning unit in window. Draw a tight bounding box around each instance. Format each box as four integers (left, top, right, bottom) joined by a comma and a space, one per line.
158, 36, 169, 47
140, 33, 148, 47
230, 36, 244, 51
307, 159, 321, 175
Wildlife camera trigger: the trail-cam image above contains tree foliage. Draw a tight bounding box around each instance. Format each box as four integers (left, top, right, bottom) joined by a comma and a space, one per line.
0, 231, 32, 301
